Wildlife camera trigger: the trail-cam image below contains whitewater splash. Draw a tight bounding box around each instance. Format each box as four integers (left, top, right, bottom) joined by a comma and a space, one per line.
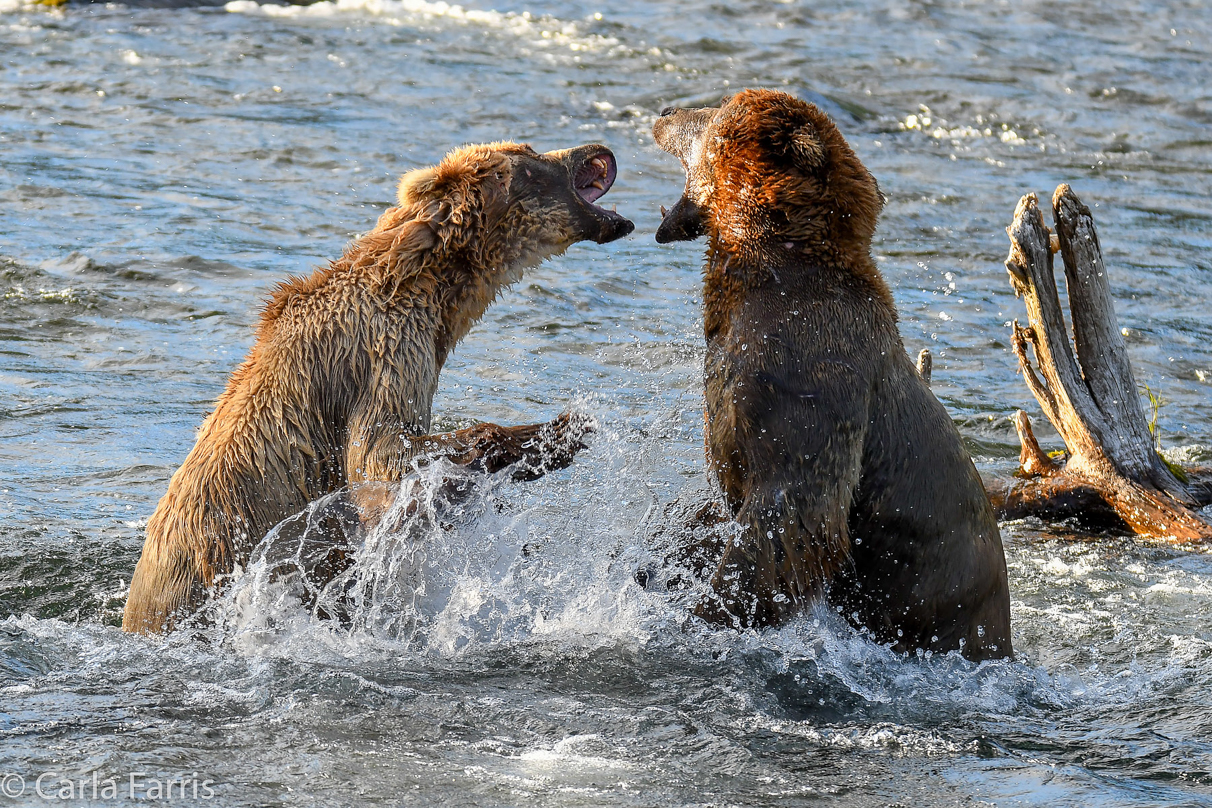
196, 430, 1058, 715
206, 420, 690, 658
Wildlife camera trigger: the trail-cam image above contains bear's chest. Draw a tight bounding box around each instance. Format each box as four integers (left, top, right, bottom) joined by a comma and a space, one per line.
702, 305, 795, 499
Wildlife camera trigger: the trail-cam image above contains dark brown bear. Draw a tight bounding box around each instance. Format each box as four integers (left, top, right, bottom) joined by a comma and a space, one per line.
123, 141, 633, 634
653, 90, 1012, 660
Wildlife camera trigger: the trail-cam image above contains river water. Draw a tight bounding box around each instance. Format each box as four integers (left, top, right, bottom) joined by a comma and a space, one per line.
1, 0, 1211, 805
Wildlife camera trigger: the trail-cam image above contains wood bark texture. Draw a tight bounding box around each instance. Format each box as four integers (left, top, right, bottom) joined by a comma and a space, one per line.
988, 185, 1212, 542
916, 348, 932, 386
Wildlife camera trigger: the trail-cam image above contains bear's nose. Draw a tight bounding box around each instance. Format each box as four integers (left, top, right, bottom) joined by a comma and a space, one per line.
659, 106, 676, 117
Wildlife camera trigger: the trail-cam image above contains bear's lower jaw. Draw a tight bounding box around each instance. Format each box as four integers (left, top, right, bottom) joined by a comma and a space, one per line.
592, 210, 636, 244
655, 194, 707, 243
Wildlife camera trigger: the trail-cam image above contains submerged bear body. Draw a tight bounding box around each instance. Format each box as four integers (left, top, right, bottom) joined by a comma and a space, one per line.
654, 90, 1011, 660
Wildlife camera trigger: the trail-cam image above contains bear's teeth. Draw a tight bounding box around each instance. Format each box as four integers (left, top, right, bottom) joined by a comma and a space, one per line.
591, 180, 606, 190
660, 205, 668, 218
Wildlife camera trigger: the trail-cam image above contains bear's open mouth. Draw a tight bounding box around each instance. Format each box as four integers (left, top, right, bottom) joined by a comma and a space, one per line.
573, 151, 617, 207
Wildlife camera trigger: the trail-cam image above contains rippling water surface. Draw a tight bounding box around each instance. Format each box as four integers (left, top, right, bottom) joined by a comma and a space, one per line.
2, 0, 1211, 805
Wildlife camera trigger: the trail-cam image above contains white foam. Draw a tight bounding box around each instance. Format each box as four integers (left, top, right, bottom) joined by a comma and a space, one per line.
899, 104, 1044, 148
2, 281, 83, 304
519, 735, 632, 771
225, 0, 621, 57
1162, 443, 1211, 466
743, 715, 964, 757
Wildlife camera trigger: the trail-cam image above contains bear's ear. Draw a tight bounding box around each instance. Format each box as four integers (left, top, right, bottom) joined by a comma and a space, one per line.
396, 219, 437, 253
480, 157, 512, 219
788, 123, 826, 170
397, 166, 439, 208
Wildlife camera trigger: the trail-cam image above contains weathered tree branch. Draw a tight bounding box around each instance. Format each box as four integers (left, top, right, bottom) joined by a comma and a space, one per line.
916, 348, 932, 385
1013, 409, 1058, 478
990, 186, 1212, 543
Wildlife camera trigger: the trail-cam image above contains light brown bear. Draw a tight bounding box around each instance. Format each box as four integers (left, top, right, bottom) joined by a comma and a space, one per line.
652, 90, 1012, 661
123, 141, 634, 634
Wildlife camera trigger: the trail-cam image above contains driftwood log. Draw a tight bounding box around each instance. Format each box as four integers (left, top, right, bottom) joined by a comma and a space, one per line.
984, 185, 1212, 542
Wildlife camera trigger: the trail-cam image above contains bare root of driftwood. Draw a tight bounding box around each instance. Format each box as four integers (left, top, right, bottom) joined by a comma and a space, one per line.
916, 348, 932, 386
984, 185, 1212, 543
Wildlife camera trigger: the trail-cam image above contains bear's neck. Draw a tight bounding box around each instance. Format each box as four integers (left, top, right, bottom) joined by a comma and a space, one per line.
347, 224, 524, 369
433, 257, 526, 367
702, 238, 896, 342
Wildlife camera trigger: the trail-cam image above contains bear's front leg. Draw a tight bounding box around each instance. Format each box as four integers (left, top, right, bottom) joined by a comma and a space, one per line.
342, 412, 594, 538
422, 411, 595, 481
694, 477, 855, 629
697, 359, 869, 629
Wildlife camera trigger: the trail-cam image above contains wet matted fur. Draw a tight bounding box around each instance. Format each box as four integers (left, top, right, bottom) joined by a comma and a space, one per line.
653, 90, 1011, 660
123, 141, 633, 633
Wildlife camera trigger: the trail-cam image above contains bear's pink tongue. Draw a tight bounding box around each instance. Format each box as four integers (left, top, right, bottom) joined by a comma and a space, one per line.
575, 152, 616, 205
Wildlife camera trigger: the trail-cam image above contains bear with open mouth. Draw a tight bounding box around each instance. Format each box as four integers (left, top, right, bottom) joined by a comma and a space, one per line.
652, 90, 1012, 661
123, 141, 633, 634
